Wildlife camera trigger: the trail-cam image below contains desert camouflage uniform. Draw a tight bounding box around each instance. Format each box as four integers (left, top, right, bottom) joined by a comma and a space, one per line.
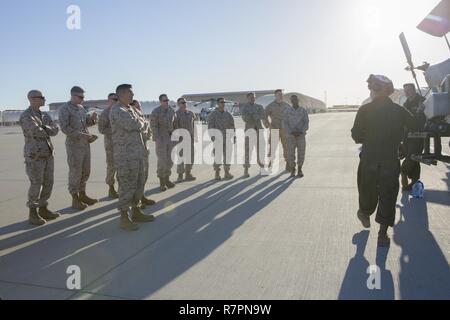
110, 103, 148, 211
20, 107, 59, 208
174, 109, 196, 175
265, 100, 290, 162
98, 106, 116, 186
241, 102, 268, 168
208, 109, 235, 172
283, 105, 309, 171
150, 106, 176, 178
58, 102, 96, 195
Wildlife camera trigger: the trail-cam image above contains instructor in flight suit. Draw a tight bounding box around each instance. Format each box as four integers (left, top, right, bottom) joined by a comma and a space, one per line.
351, 75, 413, 247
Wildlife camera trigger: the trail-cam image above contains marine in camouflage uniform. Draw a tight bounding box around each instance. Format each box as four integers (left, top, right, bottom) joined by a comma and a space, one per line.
20, 90, 60, 225
131, 100, 155, 208
241, 93, 268, 177
110, 85, 155, 232
174, 98, 197, 182
208, 98, 235, 180
150, 94, 177, 191
58, 86, 98, 210
283, 95, 309, 178
98, 93, 119, 198
265, 92, 290, 169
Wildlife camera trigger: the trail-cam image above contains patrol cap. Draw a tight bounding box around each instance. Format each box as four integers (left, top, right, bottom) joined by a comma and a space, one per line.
367, 74, 394, 96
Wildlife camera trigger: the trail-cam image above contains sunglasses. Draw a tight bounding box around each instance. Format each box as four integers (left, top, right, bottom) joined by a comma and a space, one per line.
32, 96, 45, 100
110, 98, 119, 102
179, 101, 187, 105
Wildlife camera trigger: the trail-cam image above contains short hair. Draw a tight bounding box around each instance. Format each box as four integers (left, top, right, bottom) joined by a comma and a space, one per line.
291, 95, 298, 99
116, 84, 132, 95
274, 89, 283, 95
159, 94, 168, 101
131, 100, 139, 106
27, 90, 42, 99
71, 86, 85, 95
403, 83, 416, 90
108, 93, 118, 99
247, 92, 256, 97
216, 97, 225, 103
177, 97, 186, 103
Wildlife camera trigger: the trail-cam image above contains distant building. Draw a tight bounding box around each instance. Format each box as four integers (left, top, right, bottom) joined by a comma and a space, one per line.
183, 90, 276, 104
49, 100, 109, 111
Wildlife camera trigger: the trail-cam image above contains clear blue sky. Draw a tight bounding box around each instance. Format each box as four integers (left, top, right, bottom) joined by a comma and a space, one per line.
1, 0, 448, 109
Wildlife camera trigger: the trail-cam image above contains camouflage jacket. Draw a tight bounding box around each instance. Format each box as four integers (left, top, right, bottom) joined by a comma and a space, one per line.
241, 103, 268, 130
110, 103, 147, 163
98, 106, 113, 150
58, 102, 96, 148
207, 109, 235, 140
174, 109, 196, 139
283, 105, 309, 135
150, 106, 176, 142
19, 107, 59, 159
265, 101, 290, 129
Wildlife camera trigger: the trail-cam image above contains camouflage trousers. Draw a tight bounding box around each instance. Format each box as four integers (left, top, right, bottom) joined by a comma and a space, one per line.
155, 140, 174, 178
66, 145, 91, 195
268, 128, 288, 162
286, 134, 306, 170
105, 147, 116, 186
244, 131, 266, 169
25, 157, 54, 208
177, 138, 194, 175
116, 158, 146, 212
213, 142, 232, 172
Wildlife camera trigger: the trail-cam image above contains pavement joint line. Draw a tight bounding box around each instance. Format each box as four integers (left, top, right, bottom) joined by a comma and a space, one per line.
67, 178, 263, 300
0, 279, 73, 295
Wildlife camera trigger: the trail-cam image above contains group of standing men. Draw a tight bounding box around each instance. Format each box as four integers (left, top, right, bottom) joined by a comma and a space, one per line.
19, 86, 310, 231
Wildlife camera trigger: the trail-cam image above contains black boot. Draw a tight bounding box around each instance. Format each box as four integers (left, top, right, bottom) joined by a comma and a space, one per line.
120, 210, 139, 231
108, 185, 119, 199
159, 178, 167, 192
72, 193, 87, 210
39, 207, 60, 220
215, 170, 221, 181
79, 192, 98, 206
290, 167, 296, 178
224, 170, 233, 180
165, 177, 175, 189
131, 207, 155, 223
297, 166, 304, 178
185, 172, 196, 181
29, 208, 46, 226
378, 224, 391, 247
141, 196, 156, 206
243, 168, 250, 178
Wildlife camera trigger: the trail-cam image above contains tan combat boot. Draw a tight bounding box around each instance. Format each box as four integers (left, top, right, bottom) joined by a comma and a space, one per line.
108, 185, 119, 199
38, 207, 60, 221
29, 208, 46, 226
79, 192, 98, 206
120, 210, 139, 231
131, 207, 155, 223
72, 193, 87, 210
